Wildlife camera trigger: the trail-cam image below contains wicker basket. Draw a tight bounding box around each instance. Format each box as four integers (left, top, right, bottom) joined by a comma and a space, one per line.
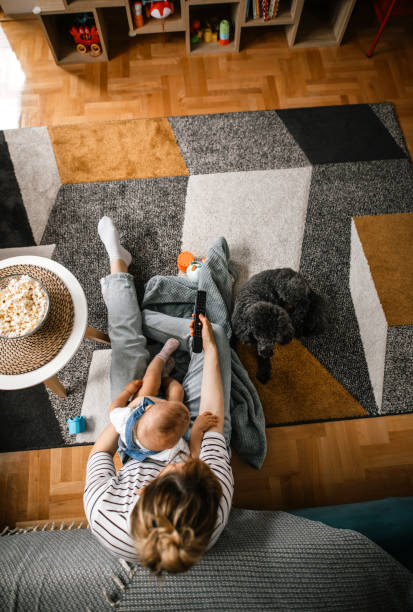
0, 264, 74, 376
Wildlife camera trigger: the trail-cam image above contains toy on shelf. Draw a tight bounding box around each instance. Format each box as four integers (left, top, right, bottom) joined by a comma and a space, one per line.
67, 416, 86, 435
190, 16, 230, 45
69, 13, 102, 56
177, 251, 206, 283
209, 16, 220, 38
143, 0, 174, 19
219, 19, 230, 46
191, 19, 201, 32
190, 19, 202, 43
132, 1, 144, 27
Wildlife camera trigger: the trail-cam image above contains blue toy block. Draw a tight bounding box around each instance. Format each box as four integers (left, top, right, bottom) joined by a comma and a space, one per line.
67, 416, 86, 434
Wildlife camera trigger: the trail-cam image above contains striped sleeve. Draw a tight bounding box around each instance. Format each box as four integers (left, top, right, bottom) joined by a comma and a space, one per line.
199, 432, 234, 549
84, 452, 116, 526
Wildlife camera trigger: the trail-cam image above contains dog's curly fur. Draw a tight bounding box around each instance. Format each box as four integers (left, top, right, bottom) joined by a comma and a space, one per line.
231, 268, 328, 384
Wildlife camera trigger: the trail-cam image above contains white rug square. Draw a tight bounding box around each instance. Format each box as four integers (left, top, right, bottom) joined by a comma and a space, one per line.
0, 244, 55, 260
76, 349, 111, 443
182, 168, 312, 288
349, 219, 387, 410
4, 126, 61, 244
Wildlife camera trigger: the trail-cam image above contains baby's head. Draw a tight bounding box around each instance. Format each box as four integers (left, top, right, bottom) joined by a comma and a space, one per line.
136, 400, 190, 452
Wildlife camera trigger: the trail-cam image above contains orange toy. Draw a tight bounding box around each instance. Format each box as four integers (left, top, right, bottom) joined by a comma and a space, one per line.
177, 251, 207, 282
177, 251, 195, 274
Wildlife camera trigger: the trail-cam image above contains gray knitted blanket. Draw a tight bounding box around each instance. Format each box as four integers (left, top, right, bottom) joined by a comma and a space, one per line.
142, 236, 267, 469
1, 509, 411, 611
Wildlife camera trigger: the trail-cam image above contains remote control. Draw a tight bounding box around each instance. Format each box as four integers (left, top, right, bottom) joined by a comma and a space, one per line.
192, 290, 206, 353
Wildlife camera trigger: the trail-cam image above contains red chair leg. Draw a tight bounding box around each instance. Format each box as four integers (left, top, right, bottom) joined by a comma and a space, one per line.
367, 0, 398, 58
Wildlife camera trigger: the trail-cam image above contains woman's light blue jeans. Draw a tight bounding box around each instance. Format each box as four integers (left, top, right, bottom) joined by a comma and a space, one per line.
101, 273, 232, 447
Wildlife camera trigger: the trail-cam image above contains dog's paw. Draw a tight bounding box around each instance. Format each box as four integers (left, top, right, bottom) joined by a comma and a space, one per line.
256, 356, 271, 384
256, 369, 271, 384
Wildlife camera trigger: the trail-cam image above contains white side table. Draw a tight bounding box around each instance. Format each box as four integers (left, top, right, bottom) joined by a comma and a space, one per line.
0, 256, 110, 397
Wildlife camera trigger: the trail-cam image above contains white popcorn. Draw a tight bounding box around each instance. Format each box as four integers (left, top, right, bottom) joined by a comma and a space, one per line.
0, 275, 48, 338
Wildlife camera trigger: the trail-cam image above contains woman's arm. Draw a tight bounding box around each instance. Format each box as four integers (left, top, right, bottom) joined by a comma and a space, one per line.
89, 423, 120, 457
191, 314, 225, 434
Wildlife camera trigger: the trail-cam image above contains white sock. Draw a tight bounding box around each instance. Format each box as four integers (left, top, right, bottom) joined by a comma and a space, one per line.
157, 338, 180, 362
98, 216, 132, 266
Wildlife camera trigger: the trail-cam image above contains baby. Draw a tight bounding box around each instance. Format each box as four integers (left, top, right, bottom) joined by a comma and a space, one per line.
109, 338, 217, 463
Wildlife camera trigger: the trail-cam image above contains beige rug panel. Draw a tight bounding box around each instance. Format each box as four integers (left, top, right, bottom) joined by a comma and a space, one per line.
48, 118, 188, 184
354, 213, 413, 326
238, 340, 368, 426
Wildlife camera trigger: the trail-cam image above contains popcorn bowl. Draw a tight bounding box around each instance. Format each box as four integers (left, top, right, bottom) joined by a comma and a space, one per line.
0, 274, 50, 340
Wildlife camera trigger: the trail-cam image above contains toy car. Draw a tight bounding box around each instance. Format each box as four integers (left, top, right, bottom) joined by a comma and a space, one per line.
69, 24, 102, 56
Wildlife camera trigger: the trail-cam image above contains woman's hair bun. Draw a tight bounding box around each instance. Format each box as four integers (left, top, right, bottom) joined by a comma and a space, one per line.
132, 458, 222, 574
158, 526, 181, 548
154, 525, 199, 573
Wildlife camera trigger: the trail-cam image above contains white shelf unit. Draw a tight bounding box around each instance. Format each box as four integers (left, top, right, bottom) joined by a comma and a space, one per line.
32, 0, 358, 62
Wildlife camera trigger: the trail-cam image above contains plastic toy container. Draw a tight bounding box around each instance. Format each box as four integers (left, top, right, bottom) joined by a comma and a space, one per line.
67, 416, 86, 434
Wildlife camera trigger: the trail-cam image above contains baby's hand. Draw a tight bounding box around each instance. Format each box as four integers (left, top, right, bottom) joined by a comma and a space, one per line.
190, 411, 218, 459
193, 411, 218, 433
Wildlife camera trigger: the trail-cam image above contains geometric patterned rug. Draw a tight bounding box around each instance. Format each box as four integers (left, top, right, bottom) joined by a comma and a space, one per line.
1, 103, 412, 452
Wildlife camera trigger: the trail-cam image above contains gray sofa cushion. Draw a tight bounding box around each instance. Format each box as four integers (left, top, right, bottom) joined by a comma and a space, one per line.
0, 509, 412, 611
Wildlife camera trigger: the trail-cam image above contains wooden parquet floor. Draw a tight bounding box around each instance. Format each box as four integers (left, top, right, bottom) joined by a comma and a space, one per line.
0, 3, 412, 527
1, 415, 412, 528
1, 5, 412, 154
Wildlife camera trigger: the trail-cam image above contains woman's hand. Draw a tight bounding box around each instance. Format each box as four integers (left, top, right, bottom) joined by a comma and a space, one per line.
189, 313, 216, 353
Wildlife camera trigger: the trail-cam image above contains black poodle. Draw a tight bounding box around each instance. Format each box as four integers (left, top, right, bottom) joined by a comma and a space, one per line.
231, 268, 328, 384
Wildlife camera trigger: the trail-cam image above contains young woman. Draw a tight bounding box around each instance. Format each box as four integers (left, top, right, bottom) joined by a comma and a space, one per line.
84, 217, 234, 574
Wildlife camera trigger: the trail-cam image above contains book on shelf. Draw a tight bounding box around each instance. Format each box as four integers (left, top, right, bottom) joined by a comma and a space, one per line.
268, 0, 279, 20
248, 0, 279, 21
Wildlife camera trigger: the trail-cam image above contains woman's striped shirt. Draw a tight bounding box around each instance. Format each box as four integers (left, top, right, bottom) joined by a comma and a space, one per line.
83, 431, 234, 561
